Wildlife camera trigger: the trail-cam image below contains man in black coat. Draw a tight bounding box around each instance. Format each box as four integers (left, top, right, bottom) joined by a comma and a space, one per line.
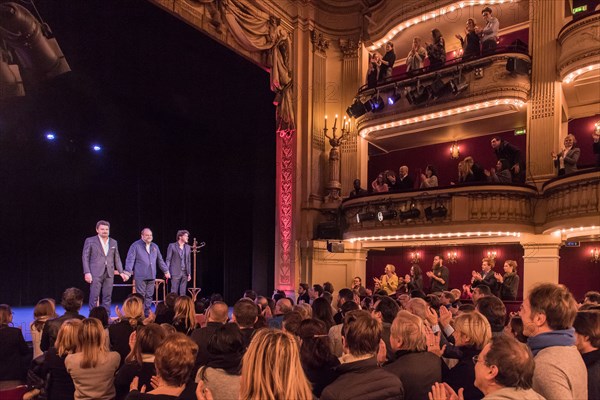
396, 166, 414, 190
491, 136, 525, 183
320, 311, 404, 400
190, 301, 229, 368
40, 287, 85, 351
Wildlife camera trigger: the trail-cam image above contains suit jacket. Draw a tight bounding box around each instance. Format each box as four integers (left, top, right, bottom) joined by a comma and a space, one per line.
554, 147, 580, 175
40, 311, 85, 351
166, 242, 191, 277
473, 270, 498, 295
82, 236, 123, 278
124, 240, 168, 280
0, 325, 29, 381
396, 175, 414, 190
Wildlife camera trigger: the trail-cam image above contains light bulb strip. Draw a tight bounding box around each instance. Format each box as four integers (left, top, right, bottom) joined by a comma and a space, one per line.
563, 63, 600, 84
552, 225, 598, 236
359, 98, 525, 138
348, 231, 521, 243
370, 0, 516, 51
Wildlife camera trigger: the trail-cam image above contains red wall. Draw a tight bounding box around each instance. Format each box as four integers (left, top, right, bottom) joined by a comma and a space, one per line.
366, 244, 524, 298
568, 114, 600, 168
558, 241, 600, 301
368, 130, 526, 189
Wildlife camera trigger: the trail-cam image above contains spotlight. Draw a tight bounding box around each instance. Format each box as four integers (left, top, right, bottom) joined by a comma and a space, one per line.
388, 87, 401, 105
400, 203, 420, 221
346, 100, 367, 118
356, 212, 376, 223
406, 86, 430, 105
45, 132, 56, 140
92, 144, 102, 152
506, 57, 531, 75
424, 205, 448, 221
377, 210, 397, 221
430, 76, 451, 98
367, 95, 385, 112
450, 78, 469, 94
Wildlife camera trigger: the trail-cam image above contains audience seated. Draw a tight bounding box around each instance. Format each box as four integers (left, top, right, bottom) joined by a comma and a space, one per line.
371, 296, 401, 362
232, 299, 258, 349
109, 295, 145, 366
320, 310, 403, 400
29, 298, 57, 359
41, 287, 86, 351
239, 328, 313, 400
172, 296, 198, 335
573, 310, 600, 400
297, 319, 340, 398
329, 301, 360, 357
65, 318, 120, 400
39, 319, 81, 400
0, 304, 30, 388
385, 311, 442, 400
504, 314, 527, 343
268, 297, 293, 329
154, 293, 177, 325
126, 333, 198, 399
475, 296, 506, 337
520, 283, 587, 399
190, 301, 228, 368
114, 323, 166, 400
282, 311, 304, 335
334, 288, 355, 325
195, 323, 243, 400
293, 303, 313, 320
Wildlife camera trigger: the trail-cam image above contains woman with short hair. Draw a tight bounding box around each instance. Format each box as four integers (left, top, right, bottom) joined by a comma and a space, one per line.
65, 318, 121, 400
239, 329, 313, 400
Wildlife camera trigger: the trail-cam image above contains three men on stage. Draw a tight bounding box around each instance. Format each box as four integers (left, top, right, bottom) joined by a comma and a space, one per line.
166, 230, 191, 296
82, 220, 128, 312
122, 228, 171, 316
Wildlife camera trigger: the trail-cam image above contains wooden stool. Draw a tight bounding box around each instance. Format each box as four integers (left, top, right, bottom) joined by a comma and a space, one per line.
152, 279, 167, 307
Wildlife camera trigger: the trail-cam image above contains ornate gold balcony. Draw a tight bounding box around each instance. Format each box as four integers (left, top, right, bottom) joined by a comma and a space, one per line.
558, 11, 600, 84
354, 52, 531, 151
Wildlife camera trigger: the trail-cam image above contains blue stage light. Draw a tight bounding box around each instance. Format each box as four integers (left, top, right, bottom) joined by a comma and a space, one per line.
45, 132, 56, 140
92, 144, 102, 152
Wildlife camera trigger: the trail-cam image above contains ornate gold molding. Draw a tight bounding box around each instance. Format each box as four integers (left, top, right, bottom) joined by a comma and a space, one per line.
310, 30, 330, 54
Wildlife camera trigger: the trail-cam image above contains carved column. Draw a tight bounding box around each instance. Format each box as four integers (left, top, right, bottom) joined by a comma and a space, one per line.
339, 38, 362, 195
520, 234, 562, 296
527, 0, 564, 180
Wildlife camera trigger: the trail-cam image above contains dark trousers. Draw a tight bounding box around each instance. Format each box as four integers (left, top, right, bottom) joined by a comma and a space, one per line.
170, 273, 188, 296
482, 39, 497, 55
89, 269, 114, 313
135, 279, 155, 316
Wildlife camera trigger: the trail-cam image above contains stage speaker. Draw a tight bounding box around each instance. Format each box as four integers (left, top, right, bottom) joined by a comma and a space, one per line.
327, 241, 345, 253
506, 57, 530, 75
316, 221, 342, 239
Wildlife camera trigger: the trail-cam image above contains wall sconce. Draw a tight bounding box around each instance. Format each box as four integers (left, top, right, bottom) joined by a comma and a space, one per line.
410, 251, 421, 264
450, 142, 460, 159
591, 248, 600, 263
447, 250, 458, 264
594, 121, 600, 135
486, 250, 497, 262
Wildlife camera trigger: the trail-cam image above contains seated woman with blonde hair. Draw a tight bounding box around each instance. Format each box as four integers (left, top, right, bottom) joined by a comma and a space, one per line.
238, 328, 313, 400
65, 318, 121, 400
126, 333, 198, 399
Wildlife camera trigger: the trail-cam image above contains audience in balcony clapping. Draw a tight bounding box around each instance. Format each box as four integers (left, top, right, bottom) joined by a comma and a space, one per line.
420, 164, 439, 188
495, 260, 520, 301
366, 52, 381, 89
471, 258, 499, 296
385, 169, 397, 189
372, 173, 389, 192
405, 264, 424, 293
349, 178, 368, 198
480, 7, 499, 56
455, 18, 481, 60
379, 42, 396, 82
406, 37, 427, 73
485, 158, 512, 183
490, 136, 524, 183
463, 156, 486, 183
396, 165, 414, 190
573, 310, 600, 400
426, 29, 446, 70
552, 134, 580, 176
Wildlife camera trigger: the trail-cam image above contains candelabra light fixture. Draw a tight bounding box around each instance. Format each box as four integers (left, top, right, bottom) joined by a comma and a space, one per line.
410, 251, 421, 264
486, 250, 497, 262
447, 250, 458, 263
450, 142, 460, 159
591, 248, 600, 263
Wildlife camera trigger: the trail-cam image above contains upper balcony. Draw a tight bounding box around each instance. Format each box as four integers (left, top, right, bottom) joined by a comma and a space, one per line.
339, 169, 600, 244
352, 51, 531, 151
558, 10, 600, 115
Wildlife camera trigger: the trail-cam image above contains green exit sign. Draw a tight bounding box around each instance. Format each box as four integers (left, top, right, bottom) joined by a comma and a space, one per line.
573, 5, 587, 13
514, 128, 526, 136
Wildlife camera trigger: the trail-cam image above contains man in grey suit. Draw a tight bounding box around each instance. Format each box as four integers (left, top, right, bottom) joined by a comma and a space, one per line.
82, 220, 128, 313
166, 229, 191, 296
122, 228, 170, 315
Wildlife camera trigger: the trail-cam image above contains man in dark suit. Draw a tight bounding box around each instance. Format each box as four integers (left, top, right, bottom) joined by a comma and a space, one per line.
166, 229, 191, 296
82, 220, 128, 313
396, 165, 414, 190
123, 228, 170, 316
472, 257, 498, 296
40, 287, 85, 351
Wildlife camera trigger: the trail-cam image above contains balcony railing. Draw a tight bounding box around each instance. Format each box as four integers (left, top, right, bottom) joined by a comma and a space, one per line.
339, 169, 600, 239
558, 10, 600, 82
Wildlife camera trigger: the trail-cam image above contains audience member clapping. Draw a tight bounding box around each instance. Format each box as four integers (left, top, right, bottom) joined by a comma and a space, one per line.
372, 173, 389, 193
406, 37, 427, 72
484, 159, 512, 183
420, 165, 439, 188
426, 29, 446, 70
65, 318, 120, 400
455, 18, 480, 60
110, 295, 146, 366
494, 260, 520, 301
